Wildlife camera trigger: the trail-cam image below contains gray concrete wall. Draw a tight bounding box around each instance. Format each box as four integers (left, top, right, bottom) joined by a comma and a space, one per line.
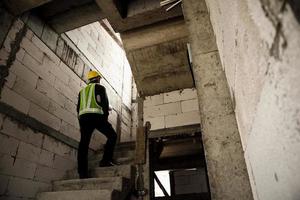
0, 12, 134, 199
202, 0, 300, 199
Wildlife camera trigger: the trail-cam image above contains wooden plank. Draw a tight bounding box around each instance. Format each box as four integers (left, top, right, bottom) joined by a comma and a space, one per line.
135, 97, 145, 164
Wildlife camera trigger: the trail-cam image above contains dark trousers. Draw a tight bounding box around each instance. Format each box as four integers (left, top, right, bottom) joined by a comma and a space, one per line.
77, 114, 117, 178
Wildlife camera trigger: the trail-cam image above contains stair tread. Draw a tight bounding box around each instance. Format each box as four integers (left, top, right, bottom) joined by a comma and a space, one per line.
37, 189, 120, 200
92, 165, 133, 174
91, 165, 135, 181
53, 177, 128, 192
65, 164, 134, 180
54, 176, 123, 184
89, 157, 134, 166
89, 151, 135, 161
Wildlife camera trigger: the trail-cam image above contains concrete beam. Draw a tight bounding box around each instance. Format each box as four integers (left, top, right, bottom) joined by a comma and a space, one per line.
47, 2, 105, 33
121, 17, 187, 51
126, 38, 193, 96
3, 0, 52, 15
149, 124, 201, 138
122, 18, 193, 96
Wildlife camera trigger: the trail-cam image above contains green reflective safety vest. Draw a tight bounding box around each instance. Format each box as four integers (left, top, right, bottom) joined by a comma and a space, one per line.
79, 83, 104, 116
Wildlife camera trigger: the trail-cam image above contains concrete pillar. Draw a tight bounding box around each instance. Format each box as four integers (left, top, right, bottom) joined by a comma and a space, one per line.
182, 0, 253, 199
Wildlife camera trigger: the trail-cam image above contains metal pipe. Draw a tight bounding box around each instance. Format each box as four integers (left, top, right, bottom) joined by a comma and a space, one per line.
160, 0, 178, 7
166, 0, 182, 12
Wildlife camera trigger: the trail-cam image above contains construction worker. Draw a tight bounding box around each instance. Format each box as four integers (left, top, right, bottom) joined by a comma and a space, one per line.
77, 70, 118, 179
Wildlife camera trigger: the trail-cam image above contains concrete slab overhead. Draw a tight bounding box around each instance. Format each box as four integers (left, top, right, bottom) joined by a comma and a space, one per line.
122, 18, 194, 96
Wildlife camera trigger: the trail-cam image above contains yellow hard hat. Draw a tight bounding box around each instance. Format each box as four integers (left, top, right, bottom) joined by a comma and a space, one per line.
87, 70, 102, 80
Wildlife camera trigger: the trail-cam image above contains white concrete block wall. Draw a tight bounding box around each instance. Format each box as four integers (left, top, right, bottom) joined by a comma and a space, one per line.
1, 23, 81, 143
1, 18, 134, 146
0, 114, 77, 199
0, 17, 134, 199
66, 23, 129, 98
66, 22, 133, 142
122, 58, 133, 108
144, 88, 200, 130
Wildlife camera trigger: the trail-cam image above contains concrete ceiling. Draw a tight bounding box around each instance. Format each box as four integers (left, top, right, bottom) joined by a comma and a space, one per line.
121, 17, 194, 96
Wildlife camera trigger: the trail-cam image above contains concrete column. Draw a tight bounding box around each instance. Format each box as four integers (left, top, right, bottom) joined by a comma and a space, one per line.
182, 0, 253, 199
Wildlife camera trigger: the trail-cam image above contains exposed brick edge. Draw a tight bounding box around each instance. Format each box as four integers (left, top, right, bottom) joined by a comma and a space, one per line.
0, 101, 80, 150
0, 20, 27, 96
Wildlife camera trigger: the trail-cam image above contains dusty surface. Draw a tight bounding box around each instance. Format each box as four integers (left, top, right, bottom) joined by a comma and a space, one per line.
122, 18, 194, 96
183, 0, 253, 199
203, 0, 300, 199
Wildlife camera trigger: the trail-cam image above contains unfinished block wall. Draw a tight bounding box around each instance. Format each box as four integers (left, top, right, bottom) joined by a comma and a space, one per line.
143, 88, 200, 130
66, 23, 133, 142
0, 10, 133, 200
0, 113, 77, 199
204, 0, 300, 199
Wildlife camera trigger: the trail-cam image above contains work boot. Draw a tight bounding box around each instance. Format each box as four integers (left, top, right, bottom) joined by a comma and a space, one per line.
79, 172, 90, 179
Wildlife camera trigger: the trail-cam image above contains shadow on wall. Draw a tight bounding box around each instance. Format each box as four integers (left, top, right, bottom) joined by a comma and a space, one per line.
288, 0, 300, 23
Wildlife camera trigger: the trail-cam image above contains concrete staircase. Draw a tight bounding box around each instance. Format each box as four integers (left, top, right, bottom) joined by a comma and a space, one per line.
37, 142, 136, 200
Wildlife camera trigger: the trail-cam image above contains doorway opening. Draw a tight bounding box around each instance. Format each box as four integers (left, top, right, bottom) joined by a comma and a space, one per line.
149, 125, 211, 200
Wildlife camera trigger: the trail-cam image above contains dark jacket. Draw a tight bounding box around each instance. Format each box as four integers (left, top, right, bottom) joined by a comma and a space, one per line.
77, 83, 109, 120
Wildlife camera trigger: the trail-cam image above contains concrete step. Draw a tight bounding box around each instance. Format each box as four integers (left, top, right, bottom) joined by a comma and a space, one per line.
89, 150, 135, 161
91, 165, 135, 181
37, 189, 120, 200
107, 142, 135, 152
89, 156, 134, 168
53, 177, 129, 192
66, 164, 135, 180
